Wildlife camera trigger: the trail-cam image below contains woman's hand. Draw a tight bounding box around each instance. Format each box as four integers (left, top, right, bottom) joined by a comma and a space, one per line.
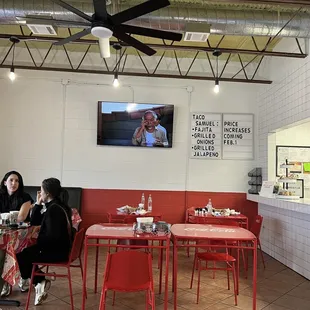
36, 191, 43, 205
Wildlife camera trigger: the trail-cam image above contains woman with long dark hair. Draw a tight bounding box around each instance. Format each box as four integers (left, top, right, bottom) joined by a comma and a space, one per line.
16, 178, 74, 306
0, 171, 33, 297
0, 171, 33, 222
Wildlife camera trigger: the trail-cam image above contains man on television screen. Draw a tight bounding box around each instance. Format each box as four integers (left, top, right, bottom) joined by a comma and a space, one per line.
132, 110, 168, 147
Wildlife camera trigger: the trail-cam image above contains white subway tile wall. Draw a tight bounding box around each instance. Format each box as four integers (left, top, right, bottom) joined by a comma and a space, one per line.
258, 39, 310, 278
259, 204, 310, 279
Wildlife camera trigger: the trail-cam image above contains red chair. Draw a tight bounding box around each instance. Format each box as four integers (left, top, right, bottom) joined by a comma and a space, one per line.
189, 219, 239, 305
192, 219, 244, 277
99, 250, 155, 310
190, 251, 238, 305
249, 215, 265, 269
25, 228, 86, 310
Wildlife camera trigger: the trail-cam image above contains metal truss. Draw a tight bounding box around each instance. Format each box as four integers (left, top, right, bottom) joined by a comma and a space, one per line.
0, 28, 307, 84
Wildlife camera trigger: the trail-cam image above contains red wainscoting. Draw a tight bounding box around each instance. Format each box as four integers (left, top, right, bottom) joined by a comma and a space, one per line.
80, 189, 258, 229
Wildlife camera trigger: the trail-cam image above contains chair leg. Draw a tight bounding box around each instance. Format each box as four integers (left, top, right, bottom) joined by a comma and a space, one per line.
94, 238, 99, 293
67, 267, 74, 310
213, 261, 216, 279
232, 262, 238, 306
158, 241, 162, 270
99, 289, 107, 310
226, 263, 230, 290
190, 254, 197, 289
25, 264, 36, 310
241, 248, 247, 279
145, 291, 148, 310
151, 240, 154, 258
196, 260, 201, 304
151, 290, 155, 310
187, 240, 190, 257
78, 257, 87, 299
112, 291, 116, 306
258, 239, 266, 269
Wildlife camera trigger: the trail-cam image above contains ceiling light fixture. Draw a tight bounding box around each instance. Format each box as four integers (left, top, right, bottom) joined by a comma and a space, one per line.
8, 36, 20, 82
112, 43, 122, 88
212, 50, 222, 94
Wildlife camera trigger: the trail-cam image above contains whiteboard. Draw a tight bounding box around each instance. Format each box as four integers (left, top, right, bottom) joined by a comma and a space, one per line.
190, 113, 222, 159
222, 113, 254, 160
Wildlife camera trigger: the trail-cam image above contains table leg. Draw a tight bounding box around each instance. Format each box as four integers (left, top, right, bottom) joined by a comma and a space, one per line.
252, 239, 257, 310
81, 238, 89, 310
236, 242, 240, 295
94, 238, 99, 293
164, 240, 170, 310
171, 239, 174, 293
159, 240, 163, 294
173, 239, 178, 310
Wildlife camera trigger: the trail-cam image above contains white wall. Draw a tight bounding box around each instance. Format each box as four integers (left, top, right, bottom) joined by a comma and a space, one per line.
0, 68, 258, 192
275, 120, 310, 146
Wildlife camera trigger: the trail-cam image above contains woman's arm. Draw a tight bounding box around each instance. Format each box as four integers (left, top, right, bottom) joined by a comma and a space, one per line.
17, 201, 33, 222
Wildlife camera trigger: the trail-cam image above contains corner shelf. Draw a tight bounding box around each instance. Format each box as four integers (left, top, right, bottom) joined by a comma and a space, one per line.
248, 167, 262, 194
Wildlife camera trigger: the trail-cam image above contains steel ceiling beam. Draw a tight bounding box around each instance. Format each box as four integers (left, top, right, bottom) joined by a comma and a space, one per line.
0, 34, 306, 58
0, 64, 272, 84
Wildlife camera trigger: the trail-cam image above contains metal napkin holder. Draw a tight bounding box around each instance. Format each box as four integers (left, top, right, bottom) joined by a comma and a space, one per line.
133, 221, 171, 235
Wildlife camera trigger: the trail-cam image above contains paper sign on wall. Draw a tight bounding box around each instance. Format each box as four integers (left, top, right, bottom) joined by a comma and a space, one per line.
222, 114, 254, 160
190, 113, 222, 159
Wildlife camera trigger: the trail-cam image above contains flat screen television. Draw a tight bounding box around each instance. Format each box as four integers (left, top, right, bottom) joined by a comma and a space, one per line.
97, 101, 174, 148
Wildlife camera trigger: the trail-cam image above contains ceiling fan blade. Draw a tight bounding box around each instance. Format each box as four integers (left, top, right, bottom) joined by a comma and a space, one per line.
54, 28, 91, 46
116, 24, 182, 42
16, 16, 90, 27
114, 30, 156, 56
51, 0, 92, 22
99, 37, 110, 58
93, 0, 107, 20
111, 0, 170, 25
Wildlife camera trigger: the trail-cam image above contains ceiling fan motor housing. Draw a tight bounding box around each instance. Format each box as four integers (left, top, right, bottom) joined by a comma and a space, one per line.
91, 20, 113, 39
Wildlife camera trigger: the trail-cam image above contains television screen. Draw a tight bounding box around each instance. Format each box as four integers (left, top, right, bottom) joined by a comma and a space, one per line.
97, 101, 174, 148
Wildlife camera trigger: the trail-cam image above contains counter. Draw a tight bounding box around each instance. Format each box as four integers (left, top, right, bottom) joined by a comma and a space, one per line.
247, 194, 310, 214
247, 193, 310, 280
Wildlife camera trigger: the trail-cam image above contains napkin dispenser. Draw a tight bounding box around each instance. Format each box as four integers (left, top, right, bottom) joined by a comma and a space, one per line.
133, 221, 171, 234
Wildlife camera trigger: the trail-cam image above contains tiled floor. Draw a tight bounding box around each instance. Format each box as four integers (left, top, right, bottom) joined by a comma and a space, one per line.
1, 246, 309, 310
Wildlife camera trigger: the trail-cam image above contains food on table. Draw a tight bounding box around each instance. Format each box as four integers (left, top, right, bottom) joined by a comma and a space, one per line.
116, 205, 137, 214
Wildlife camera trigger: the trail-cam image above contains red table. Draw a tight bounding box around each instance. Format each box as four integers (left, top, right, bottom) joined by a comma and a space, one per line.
0, 226, 40, 286
186, 208, 248, 229
171, 224, 257, 310
81, 223, 170, 310
188, 213, 249, 229
107, 212, 162, 223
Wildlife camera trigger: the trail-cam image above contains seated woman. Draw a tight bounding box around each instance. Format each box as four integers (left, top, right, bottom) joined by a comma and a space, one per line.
0, 171, 34, 297
0, 170, 33, 222
17, 178, 74, 306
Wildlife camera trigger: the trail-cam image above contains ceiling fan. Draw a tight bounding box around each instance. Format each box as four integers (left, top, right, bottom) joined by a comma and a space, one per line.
50, 0, 183, 58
